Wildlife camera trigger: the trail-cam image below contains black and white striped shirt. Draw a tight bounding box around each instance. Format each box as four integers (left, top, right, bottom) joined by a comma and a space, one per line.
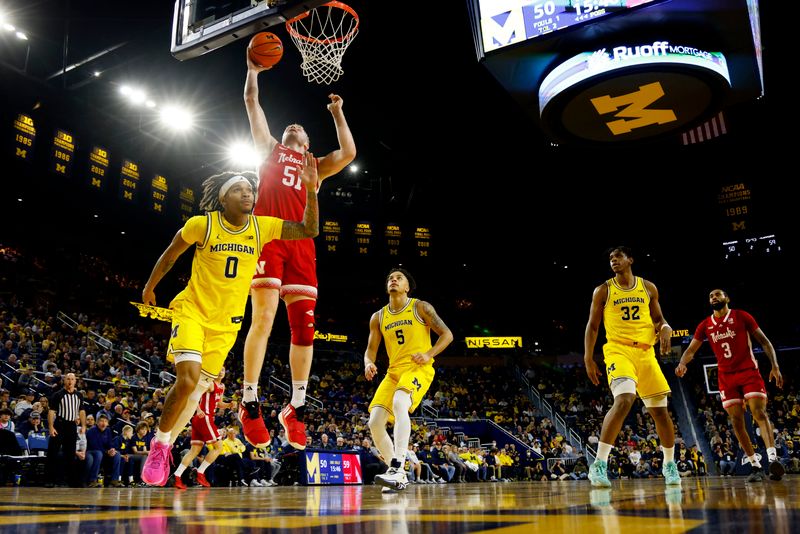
50, 389, 84, 422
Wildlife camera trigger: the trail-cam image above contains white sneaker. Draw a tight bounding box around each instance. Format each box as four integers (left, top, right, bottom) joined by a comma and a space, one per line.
251, 479, 264, 487
240, 479, 249, 487
267, 479, 278, 487
375, 467, 408, 491
258, 479, 269, 486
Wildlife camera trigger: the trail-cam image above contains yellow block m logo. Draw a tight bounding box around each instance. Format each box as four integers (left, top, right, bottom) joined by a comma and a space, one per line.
732, 221, 746, 231
590, 82, 677, 135
15, 148, 27, 159
55, 163, 66, 174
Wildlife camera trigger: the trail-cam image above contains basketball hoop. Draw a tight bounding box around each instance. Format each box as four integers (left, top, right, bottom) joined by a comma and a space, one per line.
286, 1, 359, 85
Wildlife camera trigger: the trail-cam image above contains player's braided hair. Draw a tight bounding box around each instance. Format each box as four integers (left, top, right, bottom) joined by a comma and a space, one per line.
198, 171, 258, 212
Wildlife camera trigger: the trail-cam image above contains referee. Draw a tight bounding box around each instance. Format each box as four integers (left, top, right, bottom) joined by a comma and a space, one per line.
46, 373, 86, 487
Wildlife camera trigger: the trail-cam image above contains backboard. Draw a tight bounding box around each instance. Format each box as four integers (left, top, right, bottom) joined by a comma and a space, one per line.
171, 0, 328, 60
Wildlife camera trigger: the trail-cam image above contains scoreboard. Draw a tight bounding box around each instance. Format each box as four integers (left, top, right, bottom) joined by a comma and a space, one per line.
476, 0, 663, 53
303, 451, 362, 485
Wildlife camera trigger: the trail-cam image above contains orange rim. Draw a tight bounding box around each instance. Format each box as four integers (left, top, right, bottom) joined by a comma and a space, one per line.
285, 1, 359, 45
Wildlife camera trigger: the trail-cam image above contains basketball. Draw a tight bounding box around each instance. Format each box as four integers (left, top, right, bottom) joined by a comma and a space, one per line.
248, 32, 283, 68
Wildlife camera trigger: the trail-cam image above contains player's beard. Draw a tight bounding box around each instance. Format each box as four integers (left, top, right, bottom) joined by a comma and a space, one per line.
711, 301, 726, 311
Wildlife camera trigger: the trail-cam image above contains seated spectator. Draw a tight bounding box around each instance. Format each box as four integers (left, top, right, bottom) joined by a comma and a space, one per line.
221, 426, 249, 487
0, 407, 14, 432
318, 433, 334, 450
85, 414, 123, 487
571, 458, 589, 480
17, 410, 44, 438
550, 459, 569, 480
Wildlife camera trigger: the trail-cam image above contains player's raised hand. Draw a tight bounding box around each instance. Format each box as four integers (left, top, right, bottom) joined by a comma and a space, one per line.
365, 361, 378, 381
299, 151, 318, 190
142, 287, 156, 307
246, 48, 271, 72
770, 366, 784, 389
675, 362, 688, 378
584, 357, 602, 386
327, 94, 343, 113
411, 353, 431, 365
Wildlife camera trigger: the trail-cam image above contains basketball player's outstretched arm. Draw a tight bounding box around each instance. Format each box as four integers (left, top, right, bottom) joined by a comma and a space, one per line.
584, 283, 607, 386
644, 279, 672, 355
244, 51, 278, 159
142, 230, 194, 306
675, 338, 704, 377
317, 94, 356, 181
411, 301, 454, 364
364, 312, 381, 381
280, 151, 319, 240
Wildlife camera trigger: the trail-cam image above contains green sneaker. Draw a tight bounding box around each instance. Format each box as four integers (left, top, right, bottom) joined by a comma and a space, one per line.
663, 461, 682, 485
589, 460, 612, 487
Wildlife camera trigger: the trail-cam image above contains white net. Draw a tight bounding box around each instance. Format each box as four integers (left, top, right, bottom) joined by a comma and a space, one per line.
286, 2, 359, 85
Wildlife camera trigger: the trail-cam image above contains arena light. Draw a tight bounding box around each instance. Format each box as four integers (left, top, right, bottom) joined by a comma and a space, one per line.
2, 23, 14, 32
226, 142, 261, 168
349, 164, 359, 174
145, 100, 156, 109
15, 31, 27, 40
119, 85, 147, 105
159, 105, 194, 131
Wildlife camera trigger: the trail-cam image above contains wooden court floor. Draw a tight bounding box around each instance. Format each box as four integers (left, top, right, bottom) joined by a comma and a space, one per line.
0, 477, 796, 532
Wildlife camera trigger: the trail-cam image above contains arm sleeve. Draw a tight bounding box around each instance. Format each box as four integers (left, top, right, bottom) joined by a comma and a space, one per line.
180, 215, 208, 245
257, 216, 284, 243
693, 320, 707, 342
739, 311, 759, 333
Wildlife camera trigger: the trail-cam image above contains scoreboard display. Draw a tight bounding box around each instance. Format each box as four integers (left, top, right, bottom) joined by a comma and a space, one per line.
303, 451, 362, 485
13, 113, 36, 161
51, 129, 75, 177
477, 0, 663, 53
88, 146, 110, 190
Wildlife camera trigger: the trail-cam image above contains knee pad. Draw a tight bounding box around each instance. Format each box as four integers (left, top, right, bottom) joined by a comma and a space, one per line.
642, 394, 669, 408
287, 299, 315, 346
610, 377, 637, 397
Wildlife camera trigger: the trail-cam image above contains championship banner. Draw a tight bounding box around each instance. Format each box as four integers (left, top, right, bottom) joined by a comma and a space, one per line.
13, 113, 35, 161
354, 221, 373, 256
414, 226, 431, 258
88, 146, 110, 190
151, 174, 168, 214
322, 219, 341, 253
384, 223, 401, 257
465, 337, 522, 349
717, 181, 752, 235
119, 159, 140, 202
179, 185, 196, 222
50, 129, 75, 177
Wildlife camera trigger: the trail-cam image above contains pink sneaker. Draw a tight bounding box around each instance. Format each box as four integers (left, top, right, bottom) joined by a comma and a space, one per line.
142, 440, 173, 486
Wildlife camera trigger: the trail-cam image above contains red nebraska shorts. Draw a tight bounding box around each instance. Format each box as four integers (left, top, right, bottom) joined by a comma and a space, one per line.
191, 414, 223, 445
251, 239, 317, 298
718, 367, 767, 409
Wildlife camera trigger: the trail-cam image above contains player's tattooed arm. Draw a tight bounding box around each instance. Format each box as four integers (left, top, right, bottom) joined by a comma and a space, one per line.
142, 229, 193, 306
281, 152, 320, 240
415, 300, 454, 360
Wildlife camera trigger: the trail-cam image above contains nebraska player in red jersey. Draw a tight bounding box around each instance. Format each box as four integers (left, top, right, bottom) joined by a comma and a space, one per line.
240, 51, 356, 449
172, 367, 236, 488
676, 289, 784, 481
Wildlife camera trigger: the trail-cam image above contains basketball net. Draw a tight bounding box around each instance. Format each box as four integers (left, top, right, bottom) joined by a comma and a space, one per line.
286, 1, 359, 85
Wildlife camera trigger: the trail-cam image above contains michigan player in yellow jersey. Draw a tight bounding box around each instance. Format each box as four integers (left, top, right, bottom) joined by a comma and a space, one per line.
584, 246, 680, 488
139, 155, 319, 486
365, 268, 453, 492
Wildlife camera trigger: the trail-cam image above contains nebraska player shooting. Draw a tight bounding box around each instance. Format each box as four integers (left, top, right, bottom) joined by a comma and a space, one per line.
240, 49, 356, 450
173, 367, 236, 489
676, 289, 784, 481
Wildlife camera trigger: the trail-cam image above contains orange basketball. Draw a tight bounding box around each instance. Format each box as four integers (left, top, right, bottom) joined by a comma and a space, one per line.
248, 32, 284, 68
